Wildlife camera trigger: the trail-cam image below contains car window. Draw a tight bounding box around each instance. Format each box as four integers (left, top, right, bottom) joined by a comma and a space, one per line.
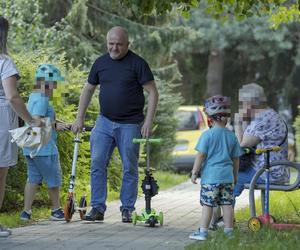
176, 111, 199, 131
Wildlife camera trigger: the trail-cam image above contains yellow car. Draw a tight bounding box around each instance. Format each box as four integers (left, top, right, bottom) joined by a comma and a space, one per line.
171, 105, 209, 172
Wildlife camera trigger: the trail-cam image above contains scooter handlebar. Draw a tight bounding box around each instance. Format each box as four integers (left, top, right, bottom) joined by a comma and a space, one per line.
132, 138, 162, 144
255, 146, 281, 154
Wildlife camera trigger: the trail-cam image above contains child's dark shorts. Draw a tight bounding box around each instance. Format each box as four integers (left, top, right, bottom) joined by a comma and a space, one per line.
200, 183, 234, 207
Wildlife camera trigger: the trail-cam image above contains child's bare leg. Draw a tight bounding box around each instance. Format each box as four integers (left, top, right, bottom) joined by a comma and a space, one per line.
24, 183, 38, 211
189, 205, 213, 240
221, 205, 234, 228
221, 204, 234, 236
48, 187, 60, 209
200, 205, 213, 229
0, 167, 8, 209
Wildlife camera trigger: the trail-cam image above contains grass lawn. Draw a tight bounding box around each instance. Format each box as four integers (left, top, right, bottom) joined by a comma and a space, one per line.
107, 169, 188, 201
0, 207, 50, 228
0, 170, 188, 228
186, 189, 300, 250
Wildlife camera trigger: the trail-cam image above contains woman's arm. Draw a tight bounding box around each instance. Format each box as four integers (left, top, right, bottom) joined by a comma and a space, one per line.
2, 75, 41, 126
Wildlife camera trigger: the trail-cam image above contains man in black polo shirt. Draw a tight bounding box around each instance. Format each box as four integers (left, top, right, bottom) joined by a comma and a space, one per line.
72, 26, 159, 223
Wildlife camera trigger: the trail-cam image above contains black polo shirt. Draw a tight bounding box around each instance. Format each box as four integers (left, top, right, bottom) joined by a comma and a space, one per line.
88, 50, 154, 124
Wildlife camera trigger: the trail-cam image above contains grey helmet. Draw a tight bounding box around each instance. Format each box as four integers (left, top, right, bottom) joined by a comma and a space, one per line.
204, 95, 231, 116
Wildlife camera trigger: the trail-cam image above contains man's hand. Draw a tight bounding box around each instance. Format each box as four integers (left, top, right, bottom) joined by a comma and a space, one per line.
141, 120, 152, 138
72, 118, 84, 133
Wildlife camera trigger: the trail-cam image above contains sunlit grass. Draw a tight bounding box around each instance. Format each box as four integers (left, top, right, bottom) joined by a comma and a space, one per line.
187, 189, 300, 250
0, 207, 50, 228
235, 189, 300, 223
186, 227, 300, 250
152, 170, 188, 190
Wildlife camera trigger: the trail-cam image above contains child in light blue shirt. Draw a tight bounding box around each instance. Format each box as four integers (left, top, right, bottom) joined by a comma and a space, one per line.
189, 95, 242, 241
20, 64, 69, 222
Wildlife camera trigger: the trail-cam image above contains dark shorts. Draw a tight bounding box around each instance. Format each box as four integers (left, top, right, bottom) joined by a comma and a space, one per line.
200, 183, 234, 207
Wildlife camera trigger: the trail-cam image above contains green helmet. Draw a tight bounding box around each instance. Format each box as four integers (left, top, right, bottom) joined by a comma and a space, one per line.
35, 64, 64, 81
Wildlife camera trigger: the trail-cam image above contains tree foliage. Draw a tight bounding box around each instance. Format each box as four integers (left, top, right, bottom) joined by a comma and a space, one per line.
2, 0, 300, 210
119, 0, 300, 27
3, 50, 124, 210
1, 0, 185, 210
173, 6, 299, 115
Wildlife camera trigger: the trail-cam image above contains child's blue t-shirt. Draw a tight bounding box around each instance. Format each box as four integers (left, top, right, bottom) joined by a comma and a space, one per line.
195, 127, 243, 184
23, 92, 58, 156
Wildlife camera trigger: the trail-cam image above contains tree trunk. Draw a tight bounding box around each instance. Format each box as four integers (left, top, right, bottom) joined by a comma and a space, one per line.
205, 48, 224, 97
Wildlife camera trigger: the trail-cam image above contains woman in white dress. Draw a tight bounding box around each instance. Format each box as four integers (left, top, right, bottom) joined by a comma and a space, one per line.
0, 16, 42, 237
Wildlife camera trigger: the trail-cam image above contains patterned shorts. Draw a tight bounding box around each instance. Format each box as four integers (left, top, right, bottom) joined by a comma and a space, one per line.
200, 183, 234, 207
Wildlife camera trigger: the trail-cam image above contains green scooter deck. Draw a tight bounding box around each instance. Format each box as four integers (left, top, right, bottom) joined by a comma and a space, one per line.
132, 208, 163, 227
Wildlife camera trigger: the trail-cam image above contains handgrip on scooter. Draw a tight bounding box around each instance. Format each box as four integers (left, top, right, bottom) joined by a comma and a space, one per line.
132, 138, 162, 144
255, 146, 281, 154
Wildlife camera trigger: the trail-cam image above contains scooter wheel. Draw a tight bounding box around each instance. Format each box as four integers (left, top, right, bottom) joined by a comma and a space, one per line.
158, 212, 163, 226
248, 217, 262, 232
132, 212, 137, 226
149, 216, 156, 227
64, 197, 74, 223
78, 196, 87, 220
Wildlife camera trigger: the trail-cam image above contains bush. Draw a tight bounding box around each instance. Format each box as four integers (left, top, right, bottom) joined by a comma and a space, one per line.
3, 50, 183, 211
1, 0, 184, 211
146, 65, 184, 170
2, 51, 114, 210
294, 106, 300, 162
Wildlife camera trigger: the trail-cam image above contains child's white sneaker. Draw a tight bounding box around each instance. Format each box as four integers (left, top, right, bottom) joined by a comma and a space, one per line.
224, 228, 234, 238
189, 229, 208, 241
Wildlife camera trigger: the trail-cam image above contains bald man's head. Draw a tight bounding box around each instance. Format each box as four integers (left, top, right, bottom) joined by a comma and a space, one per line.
106, 26, 129, 60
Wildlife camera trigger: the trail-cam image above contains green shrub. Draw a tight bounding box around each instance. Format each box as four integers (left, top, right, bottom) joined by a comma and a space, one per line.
2, 51, 117, 211
294, 106, 300, 162
1, 0, 184, 212
145, 65, 184, 170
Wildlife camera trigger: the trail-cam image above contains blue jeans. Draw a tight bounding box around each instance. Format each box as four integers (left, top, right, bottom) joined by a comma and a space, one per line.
90, 115, 141, 213
233, 166, 265, 197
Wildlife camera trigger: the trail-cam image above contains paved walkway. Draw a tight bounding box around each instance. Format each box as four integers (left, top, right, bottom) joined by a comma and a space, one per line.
0, 181, 253, 250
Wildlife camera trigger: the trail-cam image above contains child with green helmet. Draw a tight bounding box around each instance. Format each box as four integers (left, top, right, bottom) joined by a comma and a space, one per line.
20, 64, 69, 221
